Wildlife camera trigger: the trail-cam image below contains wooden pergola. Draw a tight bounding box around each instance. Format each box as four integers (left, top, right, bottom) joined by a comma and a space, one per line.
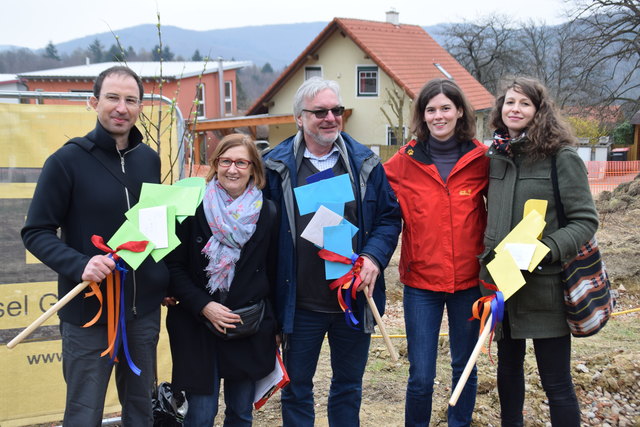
187, 109, 353, 160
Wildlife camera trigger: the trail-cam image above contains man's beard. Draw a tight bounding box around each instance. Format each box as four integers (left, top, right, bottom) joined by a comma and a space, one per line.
307, 128, 339, 146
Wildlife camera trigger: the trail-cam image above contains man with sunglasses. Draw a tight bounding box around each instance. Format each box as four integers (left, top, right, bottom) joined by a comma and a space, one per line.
263, 77, 401, 426
22, 66, 169, 426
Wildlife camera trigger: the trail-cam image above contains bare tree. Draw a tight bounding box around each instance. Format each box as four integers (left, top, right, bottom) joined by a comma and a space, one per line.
443, 15, 611, 109
379, 83, 409, 146
569, 0, 640, 111
443, 16, 516, 94
516, 20, 606, 107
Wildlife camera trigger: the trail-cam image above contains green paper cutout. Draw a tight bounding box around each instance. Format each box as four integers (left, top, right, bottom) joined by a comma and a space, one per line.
107, 220, 155, 270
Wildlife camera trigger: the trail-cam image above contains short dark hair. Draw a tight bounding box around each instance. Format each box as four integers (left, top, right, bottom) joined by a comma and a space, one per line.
411, 78, 476, 142
93, 66, 144, 101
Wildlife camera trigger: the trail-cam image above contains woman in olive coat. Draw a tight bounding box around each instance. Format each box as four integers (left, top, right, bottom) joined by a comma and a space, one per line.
480, 77, 598, 426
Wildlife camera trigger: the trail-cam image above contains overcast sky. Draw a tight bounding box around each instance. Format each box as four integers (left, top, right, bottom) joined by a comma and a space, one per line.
2, 0, 574, 49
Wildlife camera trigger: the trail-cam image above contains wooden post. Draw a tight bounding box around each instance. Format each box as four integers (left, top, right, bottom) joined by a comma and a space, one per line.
449, 313, 493, 407
7, 281, 91, 349
365, 288, 399, 362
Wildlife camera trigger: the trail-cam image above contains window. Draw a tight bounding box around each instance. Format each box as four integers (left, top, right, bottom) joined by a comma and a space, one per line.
386, 125, 407, 146
305, 66, 322, 80
224, 81, 233, 115
195, 83, 205, 118
357, 66, 378, 96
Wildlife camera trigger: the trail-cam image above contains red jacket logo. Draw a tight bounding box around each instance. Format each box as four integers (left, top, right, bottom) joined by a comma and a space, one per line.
459, 189, 472, 196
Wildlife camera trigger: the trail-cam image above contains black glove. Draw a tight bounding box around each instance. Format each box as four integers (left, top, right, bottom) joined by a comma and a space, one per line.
541, 252, 553, 264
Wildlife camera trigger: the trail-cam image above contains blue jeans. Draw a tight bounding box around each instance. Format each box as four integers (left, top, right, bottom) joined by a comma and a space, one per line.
184, 365, 255, 427
281, 308, 371, 427
404, 285, 481, 427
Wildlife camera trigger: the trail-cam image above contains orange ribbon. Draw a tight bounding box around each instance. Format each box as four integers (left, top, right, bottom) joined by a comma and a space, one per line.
318, 249, 363, 327
82, 235, 148, 362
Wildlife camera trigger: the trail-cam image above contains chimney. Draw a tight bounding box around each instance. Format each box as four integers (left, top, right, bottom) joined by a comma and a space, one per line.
386, 9, 399, 25
86, 57, 90, 65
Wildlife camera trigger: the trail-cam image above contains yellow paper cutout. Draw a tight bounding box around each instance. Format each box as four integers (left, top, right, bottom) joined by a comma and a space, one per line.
495, 210, 546, 253
486, 251, 526, 301
524, 199, 548, 239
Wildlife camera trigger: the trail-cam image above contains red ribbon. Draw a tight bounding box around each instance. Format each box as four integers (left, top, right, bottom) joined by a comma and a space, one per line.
318, 249, 363, 326
90, 234, 148, 261
83, 234, 149, 369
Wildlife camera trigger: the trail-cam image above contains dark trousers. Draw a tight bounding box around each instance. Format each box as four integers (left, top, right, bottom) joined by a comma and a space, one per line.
497, 317, 580, 427
61, 308, 160, 427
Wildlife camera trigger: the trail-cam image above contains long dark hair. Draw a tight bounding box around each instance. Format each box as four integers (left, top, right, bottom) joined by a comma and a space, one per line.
490, 76, 576, 160
411, 78, 476, 142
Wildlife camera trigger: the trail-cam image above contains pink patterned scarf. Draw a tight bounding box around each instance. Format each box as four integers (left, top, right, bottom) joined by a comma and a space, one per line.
202, 178, 262, 294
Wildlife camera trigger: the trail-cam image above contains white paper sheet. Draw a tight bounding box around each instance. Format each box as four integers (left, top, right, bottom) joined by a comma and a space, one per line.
504, 243, 537, 270
138, 205, 169, 249
300, 205, 344, 247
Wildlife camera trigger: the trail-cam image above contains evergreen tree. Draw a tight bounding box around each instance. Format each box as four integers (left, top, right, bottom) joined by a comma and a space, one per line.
261, 62, 274, 73
126, 46, 137, 60
89, 39, 104, 63
192, 49, 203, 61
152, 45, 175, 61
106, 44, 125, 62
43, 41, 60, 61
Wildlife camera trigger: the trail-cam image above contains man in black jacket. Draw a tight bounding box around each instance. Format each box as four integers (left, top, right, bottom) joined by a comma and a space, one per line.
22, 66, 169, 426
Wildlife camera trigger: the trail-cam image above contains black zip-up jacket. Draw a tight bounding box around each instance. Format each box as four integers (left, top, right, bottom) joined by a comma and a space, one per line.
22, 120, 169, 325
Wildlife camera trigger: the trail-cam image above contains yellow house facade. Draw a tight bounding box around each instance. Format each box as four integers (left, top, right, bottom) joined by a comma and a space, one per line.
248, 14, 495, 154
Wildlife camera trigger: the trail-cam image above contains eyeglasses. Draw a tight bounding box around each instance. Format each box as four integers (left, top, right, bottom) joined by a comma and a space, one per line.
217, 157, 252, 169
302, 106, 345, 119
101, 93, 140, 107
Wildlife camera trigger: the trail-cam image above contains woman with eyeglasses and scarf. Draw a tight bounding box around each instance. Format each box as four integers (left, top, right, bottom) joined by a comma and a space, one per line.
479, 76, 598, 426
384, 78, 489, 426
165, 134, 279, 426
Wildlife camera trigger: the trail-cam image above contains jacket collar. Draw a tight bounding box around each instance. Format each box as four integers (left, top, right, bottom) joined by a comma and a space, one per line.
85, 119, 144, 153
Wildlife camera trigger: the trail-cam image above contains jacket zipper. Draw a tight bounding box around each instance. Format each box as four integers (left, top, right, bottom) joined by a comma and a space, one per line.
118, 146, 138, 317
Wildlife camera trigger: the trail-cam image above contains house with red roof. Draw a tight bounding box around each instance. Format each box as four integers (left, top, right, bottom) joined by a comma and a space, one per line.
246, 12, 494, 148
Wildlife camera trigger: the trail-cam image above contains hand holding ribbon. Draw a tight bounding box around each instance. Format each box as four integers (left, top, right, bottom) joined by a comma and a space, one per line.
356, 255, 380, 297
82, 235, 149, 376
6, 235, 149, 351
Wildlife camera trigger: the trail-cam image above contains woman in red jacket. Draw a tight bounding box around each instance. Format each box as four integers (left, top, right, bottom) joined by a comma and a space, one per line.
384, 78, 489, 427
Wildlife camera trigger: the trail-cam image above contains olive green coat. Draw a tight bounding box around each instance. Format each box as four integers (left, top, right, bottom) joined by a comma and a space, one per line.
479, 145, 599, 339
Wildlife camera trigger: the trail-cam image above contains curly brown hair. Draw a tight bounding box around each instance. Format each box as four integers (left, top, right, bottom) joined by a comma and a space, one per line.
411, 78, 476, 142
490, 76, 577, 161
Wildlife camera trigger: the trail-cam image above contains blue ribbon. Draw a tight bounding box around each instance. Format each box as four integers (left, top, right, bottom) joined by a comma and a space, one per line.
490, 291, 505, 331
109, 259, 141, 376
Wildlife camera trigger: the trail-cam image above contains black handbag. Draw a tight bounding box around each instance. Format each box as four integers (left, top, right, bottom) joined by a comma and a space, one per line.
551, 156, 614, 337
205, 299, 266, 340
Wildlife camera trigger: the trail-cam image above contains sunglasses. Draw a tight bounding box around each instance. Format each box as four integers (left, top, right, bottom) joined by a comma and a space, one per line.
217, 157, 252, 169
302, 106, 345, 119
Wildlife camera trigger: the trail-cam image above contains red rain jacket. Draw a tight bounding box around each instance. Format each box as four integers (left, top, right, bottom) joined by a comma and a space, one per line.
384, 139, 489, 292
